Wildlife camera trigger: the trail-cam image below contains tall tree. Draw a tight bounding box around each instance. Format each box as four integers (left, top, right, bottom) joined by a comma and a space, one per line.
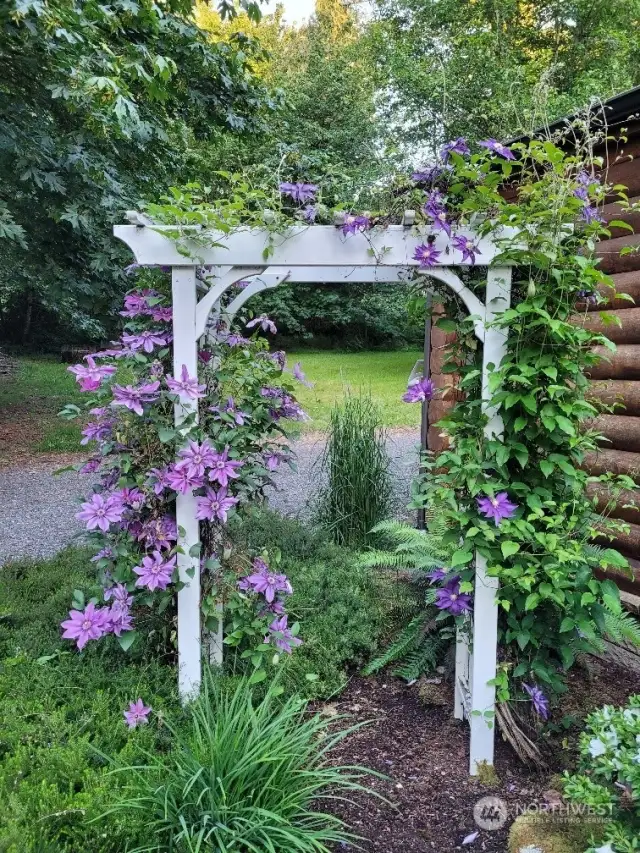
0, 0, 271, 345
369, 0, 640, 151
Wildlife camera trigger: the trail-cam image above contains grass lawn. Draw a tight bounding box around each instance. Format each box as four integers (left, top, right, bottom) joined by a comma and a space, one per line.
291, 349, 422, 431
0, 350, 421, 458
0, 357, 84, 456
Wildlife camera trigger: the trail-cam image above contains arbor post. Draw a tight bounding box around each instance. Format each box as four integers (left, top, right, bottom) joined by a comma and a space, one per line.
171, 266, 202, 701
469, 266, 512, 774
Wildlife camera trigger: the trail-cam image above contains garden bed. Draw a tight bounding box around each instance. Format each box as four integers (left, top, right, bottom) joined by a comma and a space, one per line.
322, 664, 638, 852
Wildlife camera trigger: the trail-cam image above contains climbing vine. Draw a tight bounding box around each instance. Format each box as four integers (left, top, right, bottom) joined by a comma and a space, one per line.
63, 133, 636, 712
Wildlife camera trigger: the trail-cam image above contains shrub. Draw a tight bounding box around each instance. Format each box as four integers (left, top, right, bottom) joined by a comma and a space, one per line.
230, 508, 394, 698
316, 390, 391, 547
0, 548, 179, 852
102, 671, 381, 853
563, 695, 640, 852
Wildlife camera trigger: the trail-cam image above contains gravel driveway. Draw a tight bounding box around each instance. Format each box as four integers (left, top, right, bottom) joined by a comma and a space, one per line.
0, 431, 420, 563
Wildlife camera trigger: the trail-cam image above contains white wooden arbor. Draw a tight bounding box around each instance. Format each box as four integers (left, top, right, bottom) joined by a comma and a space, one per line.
115, 219, 515, 775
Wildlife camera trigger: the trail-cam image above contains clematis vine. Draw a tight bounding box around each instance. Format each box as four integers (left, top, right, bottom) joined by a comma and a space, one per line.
111, 381, 160, 416
279, 182, 318, 204
124, 698, 152, 729
133, 551, 176, 592
68, 357, 116, 392
434, 579, 472, 616
341, 213, 371, 236
61, 602, 111, 650
246, 315, 277, 334
76, 493, 124, 532
452, 234, 479, 264
478, 139, 516, 160
403, 376, 435, 403
166, 364, 207, 400
523, 683, 549, 720
477, 492, 519, 526
413, 243, 441, 268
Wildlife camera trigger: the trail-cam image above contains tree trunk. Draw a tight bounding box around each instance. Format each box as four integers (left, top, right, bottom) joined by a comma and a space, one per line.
587, 380, 640, 414
587, 345, 640, 380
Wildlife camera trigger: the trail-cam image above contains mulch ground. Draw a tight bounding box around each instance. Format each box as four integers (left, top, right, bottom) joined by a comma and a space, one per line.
321, 659, 639, 852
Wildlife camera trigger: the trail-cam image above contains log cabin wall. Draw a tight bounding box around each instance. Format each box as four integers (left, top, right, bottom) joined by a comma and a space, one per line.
427, 88, 640, 600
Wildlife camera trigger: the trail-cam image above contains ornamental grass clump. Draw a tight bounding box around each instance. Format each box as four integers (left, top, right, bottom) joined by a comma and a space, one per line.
317, 390, 391, 547
102, 672, 381, 853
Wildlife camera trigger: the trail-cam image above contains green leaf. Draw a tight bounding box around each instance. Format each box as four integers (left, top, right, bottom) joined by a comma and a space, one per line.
559, 617, 574, 633
513, 416, 527, 432
540, 460, 554, 478
501, 541, 520, 559
435, 317, 457, 332
248, 669, 267, 685
524, 593, 540, 611
117, 631, 137, 652
158, 426, 176, 443
451, 549, 474, 567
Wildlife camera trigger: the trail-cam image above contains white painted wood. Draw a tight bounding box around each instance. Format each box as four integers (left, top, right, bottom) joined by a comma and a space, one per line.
469, 266, 512, 775
116, 220, 516, 775
418, 268, 487, 342
172, 267, 203, 700
225, 272, 290, 319
114, 223, 520, 268
195, 267, 264, 339
454, 627, 470, 720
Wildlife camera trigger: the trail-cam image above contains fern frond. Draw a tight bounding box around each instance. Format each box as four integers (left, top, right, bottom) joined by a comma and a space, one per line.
393, 634, 446, 681
363, 613, 427, 675
603, 607, 640, 647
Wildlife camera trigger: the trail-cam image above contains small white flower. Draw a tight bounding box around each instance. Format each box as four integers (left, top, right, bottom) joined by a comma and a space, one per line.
589, 738, 607, 757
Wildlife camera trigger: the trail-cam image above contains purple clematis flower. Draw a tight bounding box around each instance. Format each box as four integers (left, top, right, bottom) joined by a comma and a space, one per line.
104, 583, 133, 607
133, 551, 176, 591
303, 205, 317, 223
523, 683, 549, 720
166, 365, 207, 400
140, 515, 177, 551
430, 207, 452, 236
120, 292, 150, 316
121, 329, 170, 354
292, 361, 313, 387
76, 493, 124, 532
166, 461, 204, 495
107, 601, 134, 636
427, 567, 450, 584
477, 492, 519, 525
111, 381, 160, 416
124, 698, 152, 729
81, 417, 114, 446
91, 546, 115, 563
146, 466, 172, 496
68, 357, 116, 392
441, 137, 470, 160
341, 214, 371, 236
242, 561, 293, 603
413, 243, 441, 268
178, 439, 217, 478
478, 139, 516, 160
266, 615, 302, 654
246, 315, 277, 335
580, 205, 604, 224
435, 581, 473, 615
208, 448, 243, 488
402, 376, 436, 403
61, 602, 111, 650
279, 182, 318, 204
452, 234, 480, 264
195, 487, 239, 523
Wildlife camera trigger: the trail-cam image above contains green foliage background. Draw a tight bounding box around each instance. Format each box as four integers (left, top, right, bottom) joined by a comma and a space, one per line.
5, 0, 638, 349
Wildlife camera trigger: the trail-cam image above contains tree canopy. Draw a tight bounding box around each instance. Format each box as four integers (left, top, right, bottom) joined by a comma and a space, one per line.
2, 0, 640, 347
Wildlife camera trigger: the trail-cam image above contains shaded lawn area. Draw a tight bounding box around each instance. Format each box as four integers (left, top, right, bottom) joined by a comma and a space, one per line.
0, 357, 84, 459
0, 350, 422, 459
292, 349, 422, 431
